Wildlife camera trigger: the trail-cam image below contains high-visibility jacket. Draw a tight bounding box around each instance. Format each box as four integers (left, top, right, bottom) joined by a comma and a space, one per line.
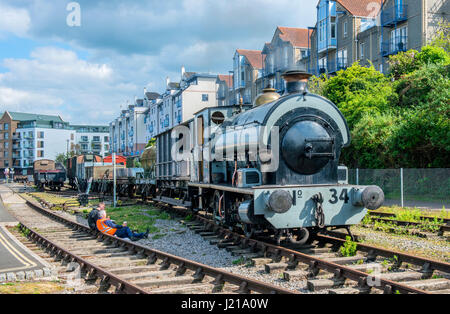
96, 218, 117, 235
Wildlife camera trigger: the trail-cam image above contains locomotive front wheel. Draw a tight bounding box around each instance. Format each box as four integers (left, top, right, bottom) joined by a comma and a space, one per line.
213, 191, 225, 225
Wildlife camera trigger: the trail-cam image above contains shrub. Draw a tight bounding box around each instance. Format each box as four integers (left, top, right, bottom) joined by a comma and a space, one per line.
321, 63, 395, 129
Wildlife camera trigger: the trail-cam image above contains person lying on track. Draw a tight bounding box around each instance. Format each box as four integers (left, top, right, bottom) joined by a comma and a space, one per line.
96, 210, 149, 241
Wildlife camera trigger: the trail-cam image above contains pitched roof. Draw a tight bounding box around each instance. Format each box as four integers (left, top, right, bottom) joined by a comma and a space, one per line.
337, 0, 384, 17
277, 27, 312, 48
145, 92, 161, 100
6, 111, 65, 123
218, 75, 233, 88
236, 49, 265, 69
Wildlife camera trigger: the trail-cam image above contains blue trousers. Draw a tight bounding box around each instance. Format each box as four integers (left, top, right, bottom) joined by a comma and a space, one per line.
115, 227, 146, 239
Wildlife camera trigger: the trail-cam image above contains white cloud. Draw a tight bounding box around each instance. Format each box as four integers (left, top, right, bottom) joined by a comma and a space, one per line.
0, 0, 318, 124
0, 3, 31, 38
0, 47, 134, 124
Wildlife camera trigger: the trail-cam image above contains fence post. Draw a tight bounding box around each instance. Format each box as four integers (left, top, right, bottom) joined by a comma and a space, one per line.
400, 168, 404, 208
356, 168, 359, 186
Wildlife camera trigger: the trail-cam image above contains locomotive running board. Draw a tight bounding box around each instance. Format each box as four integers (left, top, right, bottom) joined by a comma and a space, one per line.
188, 183, 254, 195
154, 196, 192, 208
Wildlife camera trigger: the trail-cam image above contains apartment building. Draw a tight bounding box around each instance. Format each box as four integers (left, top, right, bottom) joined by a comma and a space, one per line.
0, 111, 20, 171
0, 112, 74, 174
0, 111, 110, 175
308, 0, 448, 75
72, 125, 110, 157
232, 49, 264, 105
109, 100, 148, 157
259, 27, 312, 94
308, 0, 382, 75
217, 75, 233, 107
359, 0, 449, 72
110, 67, 220, 155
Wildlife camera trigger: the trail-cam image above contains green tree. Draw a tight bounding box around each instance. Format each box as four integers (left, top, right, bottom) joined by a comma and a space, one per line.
394, 63, 450, 109
342, 112, 400, 168
387, 49, 421, 79
319, 63, 396, 129
146, 138, 156, 148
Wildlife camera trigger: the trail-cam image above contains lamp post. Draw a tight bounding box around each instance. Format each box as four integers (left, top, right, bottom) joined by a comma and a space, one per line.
113, 153, 117, 208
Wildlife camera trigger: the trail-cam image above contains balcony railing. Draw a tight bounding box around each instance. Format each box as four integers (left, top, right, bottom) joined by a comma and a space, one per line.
381, 37, 408, 56
381, 4, 407, 27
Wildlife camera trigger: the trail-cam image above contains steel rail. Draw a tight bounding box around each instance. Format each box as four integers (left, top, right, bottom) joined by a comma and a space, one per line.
368, 210, 450, 225
20, 189, 441, 294
316, 234, 450, 275
187, 213, 430, 295
18, 222, 148, 294
19, 195, 296, 294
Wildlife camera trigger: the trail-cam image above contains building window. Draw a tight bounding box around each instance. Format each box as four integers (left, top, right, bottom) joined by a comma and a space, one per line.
71, 134, 74, 140
202, 94, 209, 102
37, 151, 44, 158
4, 133, 8, 140
38, 131, 44, 139
38, 141, 44, 148
93, 136, 100, 142
104, 136, 109, 142
81, 136, 88, 142
330, 17, 336, 39
344, 21, 348, 38
338, 48, 348, 69
4, 123, 9, 131
360, 42, 365, 59
4, 142, 8, 149
4, 151, 9, 158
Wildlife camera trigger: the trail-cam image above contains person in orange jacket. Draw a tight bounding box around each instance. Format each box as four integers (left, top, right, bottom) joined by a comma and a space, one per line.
96, 210, 149, 241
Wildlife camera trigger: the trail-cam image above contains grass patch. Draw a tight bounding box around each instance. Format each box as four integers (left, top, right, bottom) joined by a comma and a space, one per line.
374, 206, 450, 220
339, 236, 358, 257
0, 282, 65, 294
104, 205, 171, 234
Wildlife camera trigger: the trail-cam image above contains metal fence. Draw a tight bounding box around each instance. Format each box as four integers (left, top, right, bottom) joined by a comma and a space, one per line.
349, 168, 450, 210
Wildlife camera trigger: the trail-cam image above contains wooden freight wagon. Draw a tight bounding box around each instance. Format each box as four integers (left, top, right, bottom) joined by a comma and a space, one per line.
84, 165, 126, 180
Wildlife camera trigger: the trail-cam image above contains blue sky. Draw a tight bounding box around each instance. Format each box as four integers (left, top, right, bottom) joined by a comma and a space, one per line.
0, 0, 316, 124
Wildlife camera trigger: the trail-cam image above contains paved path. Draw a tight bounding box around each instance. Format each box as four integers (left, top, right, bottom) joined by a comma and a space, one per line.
0, 184, 51, 280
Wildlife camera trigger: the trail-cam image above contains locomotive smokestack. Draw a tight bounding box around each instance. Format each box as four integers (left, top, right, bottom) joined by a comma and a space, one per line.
281, 69, 312, 95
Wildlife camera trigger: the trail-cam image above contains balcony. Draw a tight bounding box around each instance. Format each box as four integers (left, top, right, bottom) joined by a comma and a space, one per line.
12, 153, 21, 159
381, 4, 407, 27
12, 134, 21, 140
381, 37, 408, 56
235, 81, 246, 90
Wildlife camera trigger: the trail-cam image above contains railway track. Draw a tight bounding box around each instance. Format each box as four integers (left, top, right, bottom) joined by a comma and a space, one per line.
367, 211, 450, 236
7, 189, 296, 294
16, 186, 450, 294
160, 205, 450, 294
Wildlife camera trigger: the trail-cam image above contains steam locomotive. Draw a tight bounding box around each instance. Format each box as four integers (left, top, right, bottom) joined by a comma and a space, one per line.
151, 70, 384, 244
72, 70, 384, 244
